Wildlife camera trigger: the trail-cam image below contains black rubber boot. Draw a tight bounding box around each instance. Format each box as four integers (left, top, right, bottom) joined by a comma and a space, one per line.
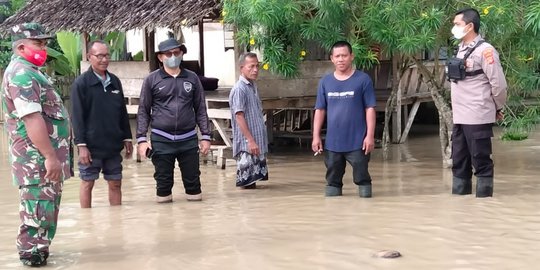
358, 185, 372, 198
325, 186, 342, 197
476, 177, 493, 198
452, 176, 472, 195
20, 252, 48, 267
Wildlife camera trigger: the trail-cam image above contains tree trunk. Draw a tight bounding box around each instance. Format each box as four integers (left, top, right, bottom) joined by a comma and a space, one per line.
413, 58, 453, 168
382, 91, 397, 159
432, 88, 453, 168
382, 55, 453, 167
382, 54, 400, 159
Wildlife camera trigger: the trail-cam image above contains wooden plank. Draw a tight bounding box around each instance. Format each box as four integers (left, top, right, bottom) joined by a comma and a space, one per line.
198, 20, 205, 76
126, 105, 139, 115
266, 109, 274, 145
205, 88, 232, 99
205, 88, 389, 112
205, 92, 233, 149
399, 100, 421, 143
405, 92, 432, 99
400, 94, 432, 105
142, 29, 148, 62
211, 119, 232, 147
261, 96, 317, 110
206, 100, 230, 110
211, 145, 233, 169
207, 108, 231, 119
146, 30, 157, 71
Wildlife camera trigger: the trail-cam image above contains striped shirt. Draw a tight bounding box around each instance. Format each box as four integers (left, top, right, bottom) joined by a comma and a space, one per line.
229, 76, 268, 157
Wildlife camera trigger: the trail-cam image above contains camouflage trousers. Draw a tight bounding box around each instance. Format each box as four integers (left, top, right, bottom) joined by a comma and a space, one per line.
17, 182, 63, 260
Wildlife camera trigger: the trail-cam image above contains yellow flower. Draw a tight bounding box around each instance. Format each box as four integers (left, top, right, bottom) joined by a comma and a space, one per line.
421, 12, 428, 18
300, 50, 306, 57
517, 55, 534, 62
483, 5, 493, 15
249, 38, 255, 45
262, 63, 269, 70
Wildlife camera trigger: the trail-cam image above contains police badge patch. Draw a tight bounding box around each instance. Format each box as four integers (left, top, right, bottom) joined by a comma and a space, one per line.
184, 82, 192, 92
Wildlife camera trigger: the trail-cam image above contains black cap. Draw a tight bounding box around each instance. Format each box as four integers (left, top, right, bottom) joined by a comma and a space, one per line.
157, 38, 181, 53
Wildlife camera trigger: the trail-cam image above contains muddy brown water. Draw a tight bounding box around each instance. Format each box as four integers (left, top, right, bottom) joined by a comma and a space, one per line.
0, 125, 539, 269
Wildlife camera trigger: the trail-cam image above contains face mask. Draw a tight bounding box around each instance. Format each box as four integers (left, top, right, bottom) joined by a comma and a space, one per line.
163, 55, 181, 68
22, 46, 47, 66
451, 25, 470, 40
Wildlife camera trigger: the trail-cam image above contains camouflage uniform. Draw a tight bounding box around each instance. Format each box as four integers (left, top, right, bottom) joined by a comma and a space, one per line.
1, 23, 70, 265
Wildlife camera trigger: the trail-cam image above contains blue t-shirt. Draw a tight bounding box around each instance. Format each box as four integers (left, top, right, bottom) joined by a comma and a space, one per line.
315, 70, 376, 152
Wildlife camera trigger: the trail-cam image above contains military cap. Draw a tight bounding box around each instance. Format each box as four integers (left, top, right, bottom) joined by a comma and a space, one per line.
10, 22, 53, 42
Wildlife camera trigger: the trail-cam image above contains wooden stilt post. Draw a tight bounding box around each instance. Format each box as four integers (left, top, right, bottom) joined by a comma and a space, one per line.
399, 100, 421, 143
198, 20, 205, 76
146, 30, 157, 72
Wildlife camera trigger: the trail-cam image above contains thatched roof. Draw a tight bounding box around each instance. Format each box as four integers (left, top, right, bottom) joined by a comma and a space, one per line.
1, 0, 220, 33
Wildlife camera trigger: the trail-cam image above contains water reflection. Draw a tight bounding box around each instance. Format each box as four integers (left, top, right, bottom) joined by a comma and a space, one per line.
0, 125, 539, 269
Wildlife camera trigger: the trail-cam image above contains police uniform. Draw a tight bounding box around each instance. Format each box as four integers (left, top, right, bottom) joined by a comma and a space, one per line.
450, 35, 507, 197
1, 23, 71, 266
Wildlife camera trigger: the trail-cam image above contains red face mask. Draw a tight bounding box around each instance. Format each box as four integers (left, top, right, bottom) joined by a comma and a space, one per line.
22, 46, 47, 66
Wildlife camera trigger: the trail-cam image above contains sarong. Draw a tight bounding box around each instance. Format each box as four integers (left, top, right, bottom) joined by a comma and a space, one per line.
236, 151, 269, 187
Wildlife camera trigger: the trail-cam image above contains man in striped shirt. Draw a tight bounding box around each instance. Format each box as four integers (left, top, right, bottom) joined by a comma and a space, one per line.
229, 53, 269, 189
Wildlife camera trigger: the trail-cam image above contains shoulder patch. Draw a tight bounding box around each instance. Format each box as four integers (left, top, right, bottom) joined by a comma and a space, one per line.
483, 48, 495, 65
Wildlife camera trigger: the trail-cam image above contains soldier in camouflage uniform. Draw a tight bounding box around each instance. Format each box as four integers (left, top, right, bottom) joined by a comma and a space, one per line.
1, 23, 71, 267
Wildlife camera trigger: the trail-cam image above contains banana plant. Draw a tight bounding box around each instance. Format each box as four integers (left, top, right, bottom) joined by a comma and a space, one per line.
104, 32, 126, 61
90, 31, 127, 61
46, 47, 72, 76
56, 31, 82, 75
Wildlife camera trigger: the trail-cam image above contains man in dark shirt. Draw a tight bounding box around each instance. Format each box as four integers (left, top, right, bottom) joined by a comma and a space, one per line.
71, 40, 133, 208
312, 41, 377, 198
136, 38, 211, 203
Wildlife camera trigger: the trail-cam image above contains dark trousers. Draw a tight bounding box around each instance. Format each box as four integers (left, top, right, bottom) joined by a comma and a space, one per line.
452, 124, 494, 179
151, 138, 201, 196
325, 149, 371, 188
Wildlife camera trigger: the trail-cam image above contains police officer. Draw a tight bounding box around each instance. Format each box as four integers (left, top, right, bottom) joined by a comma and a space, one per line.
1, 23, 71, 266
449, 9, 507, 197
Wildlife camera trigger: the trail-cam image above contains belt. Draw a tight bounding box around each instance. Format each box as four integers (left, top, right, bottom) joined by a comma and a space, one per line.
151, 128, 197, 141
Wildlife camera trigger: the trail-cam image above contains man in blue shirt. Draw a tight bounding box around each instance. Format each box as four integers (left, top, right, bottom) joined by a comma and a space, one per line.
312, 41, 377, 198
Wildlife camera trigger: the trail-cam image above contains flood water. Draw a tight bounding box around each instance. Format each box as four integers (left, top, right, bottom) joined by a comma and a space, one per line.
0, 124, 539, 269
